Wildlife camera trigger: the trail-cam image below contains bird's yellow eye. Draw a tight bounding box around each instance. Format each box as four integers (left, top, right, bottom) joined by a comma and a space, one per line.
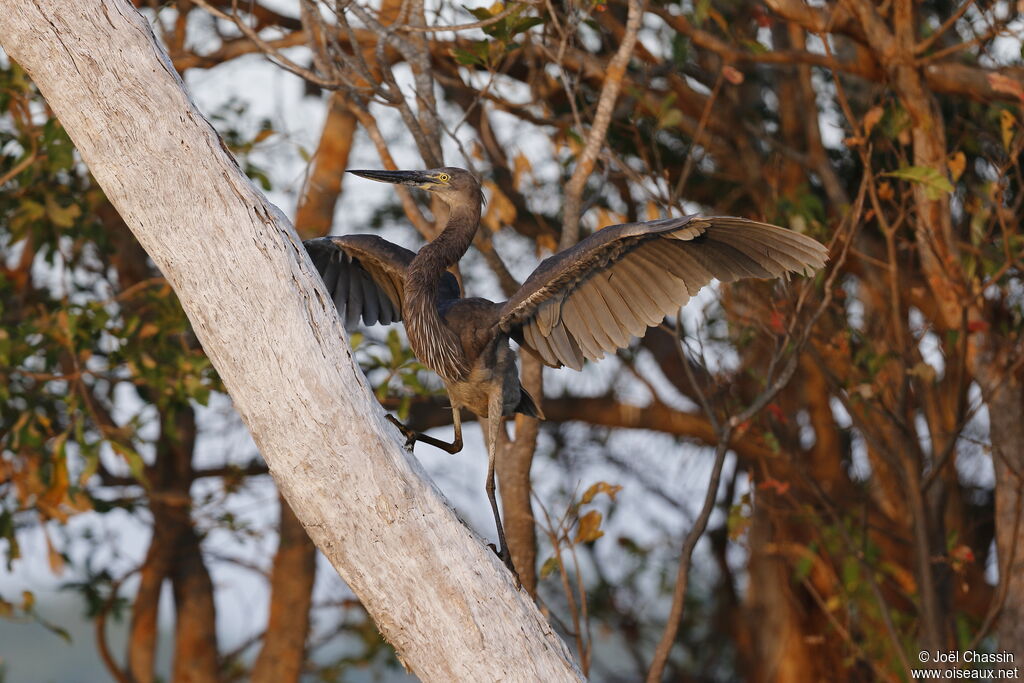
438, 173, 450, 182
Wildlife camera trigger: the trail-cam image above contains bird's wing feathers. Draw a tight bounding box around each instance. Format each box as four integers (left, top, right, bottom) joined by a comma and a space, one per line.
304, 235, 460, 328
499, 216, 828, 370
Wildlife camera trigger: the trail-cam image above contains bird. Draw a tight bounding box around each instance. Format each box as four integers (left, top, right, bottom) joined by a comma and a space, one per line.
303, 167, 828, 581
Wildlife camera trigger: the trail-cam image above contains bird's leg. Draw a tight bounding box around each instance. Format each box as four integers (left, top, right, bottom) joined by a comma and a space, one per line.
485, 390, 520, 587
385, 408, 463, 454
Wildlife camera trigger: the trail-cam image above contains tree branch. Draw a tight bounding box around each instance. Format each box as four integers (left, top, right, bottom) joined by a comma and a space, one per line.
251, 495, 316, 683
559, 0, 643, 249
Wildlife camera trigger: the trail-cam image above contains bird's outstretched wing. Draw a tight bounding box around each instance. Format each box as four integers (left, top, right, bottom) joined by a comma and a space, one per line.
304, 235, 460, 328
498, 216, 828, 370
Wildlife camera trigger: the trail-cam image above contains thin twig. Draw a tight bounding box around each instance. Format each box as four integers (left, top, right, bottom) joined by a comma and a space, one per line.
560, 0, 644, 249
644, 439, 729, 682
670, 67, 725, 206
397, 2, 534, 33
95, 571, 137, 683
0, 146, 36, 187
917, 15, 1017, 65
914, 0, 976, 54
191, 0, 340, 88
647, 176, 865, 682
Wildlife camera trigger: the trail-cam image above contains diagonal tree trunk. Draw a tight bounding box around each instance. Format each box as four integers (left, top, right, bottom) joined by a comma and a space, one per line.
0, 2, 582, 680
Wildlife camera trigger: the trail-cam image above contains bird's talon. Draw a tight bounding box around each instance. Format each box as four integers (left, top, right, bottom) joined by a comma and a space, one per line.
385, 414, 417, 449
494, 544, 519, 586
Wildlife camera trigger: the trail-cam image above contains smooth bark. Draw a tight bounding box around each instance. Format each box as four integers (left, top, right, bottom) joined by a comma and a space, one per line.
0, 2, 581, 680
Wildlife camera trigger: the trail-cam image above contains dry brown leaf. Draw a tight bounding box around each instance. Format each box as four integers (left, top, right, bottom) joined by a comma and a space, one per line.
536, 233, 557, 254
947, 151, 966, 182
471, 141, 485, 161
877, 181, 895, 201
574, 510, 604, 544
580, 481, 623, 504
1000, 109, 1017, 150
44, 529, 65, 575
863, 106, 884, 136
513, 153, 532, 191
481, 181, 516, 232
722, 65, 744, 85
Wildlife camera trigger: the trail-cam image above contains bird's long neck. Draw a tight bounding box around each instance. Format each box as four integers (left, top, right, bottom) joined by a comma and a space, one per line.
408, 204, 479, 291
404, 203, 479, 380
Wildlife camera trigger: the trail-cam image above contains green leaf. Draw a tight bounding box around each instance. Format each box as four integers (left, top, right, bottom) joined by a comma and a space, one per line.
42, 121, 75, 171
244, 164, 272, 191
793, 554, 814, 583
742, 39, 769, 54
658, 108, 684, 129
883, 165, 953, 200
110, 442, 150, 488
10, 199, 46, 239
451, 44, 488, 67
841, 556, 860, 590
78, 450, 100, 486
44, 194, 81, 228
386, 328, 403, 360
540, 556, 561, 579
451, 48, 478, 66
465, 5, 496, 21
509, 16, 543, 36
693, 0, 711, 25
727, 502, 751, 541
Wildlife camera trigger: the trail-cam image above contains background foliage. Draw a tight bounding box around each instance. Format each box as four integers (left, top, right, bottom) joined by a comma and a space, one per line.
2, 0, 1023, 680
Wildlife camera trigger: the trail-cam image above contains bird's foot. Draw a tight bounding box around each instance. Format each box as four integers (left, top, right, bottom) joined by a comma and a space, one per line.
488, 542, 521, 589
385, 414, 417, 450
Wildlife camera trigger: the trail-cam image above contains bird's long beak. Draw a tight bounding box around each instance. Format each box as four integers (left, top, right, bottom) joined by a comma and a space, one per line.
346, 169, 435, 186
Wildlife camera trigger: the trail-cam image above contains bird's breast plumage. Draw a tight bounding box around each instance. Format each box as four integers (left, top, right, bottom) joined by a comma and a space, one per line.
403, 294, 468, 381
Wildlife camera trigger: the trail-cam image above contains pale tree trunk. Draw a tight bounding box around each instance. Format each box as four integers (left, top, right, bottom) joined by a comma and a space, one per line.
0, 2, 582, 680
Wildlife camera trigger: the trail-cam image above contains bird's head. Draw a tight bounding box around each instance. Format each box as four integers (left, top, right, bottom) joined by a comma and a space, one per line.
346, 167, 481, 211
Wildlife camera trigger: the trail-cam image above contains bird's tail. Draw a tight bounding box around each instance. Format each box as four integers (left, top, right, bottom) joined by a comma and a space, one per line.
515, 385, 545, 420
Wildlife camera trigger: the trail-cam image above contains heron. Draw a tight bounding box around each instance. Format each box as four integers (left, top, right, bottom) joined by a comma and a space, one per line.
304, 167, 828, 580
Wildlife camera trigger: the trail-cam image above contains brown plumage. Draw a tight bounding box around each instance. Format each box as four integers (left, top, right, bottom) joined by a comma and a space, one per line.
304, 167, 828, 581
